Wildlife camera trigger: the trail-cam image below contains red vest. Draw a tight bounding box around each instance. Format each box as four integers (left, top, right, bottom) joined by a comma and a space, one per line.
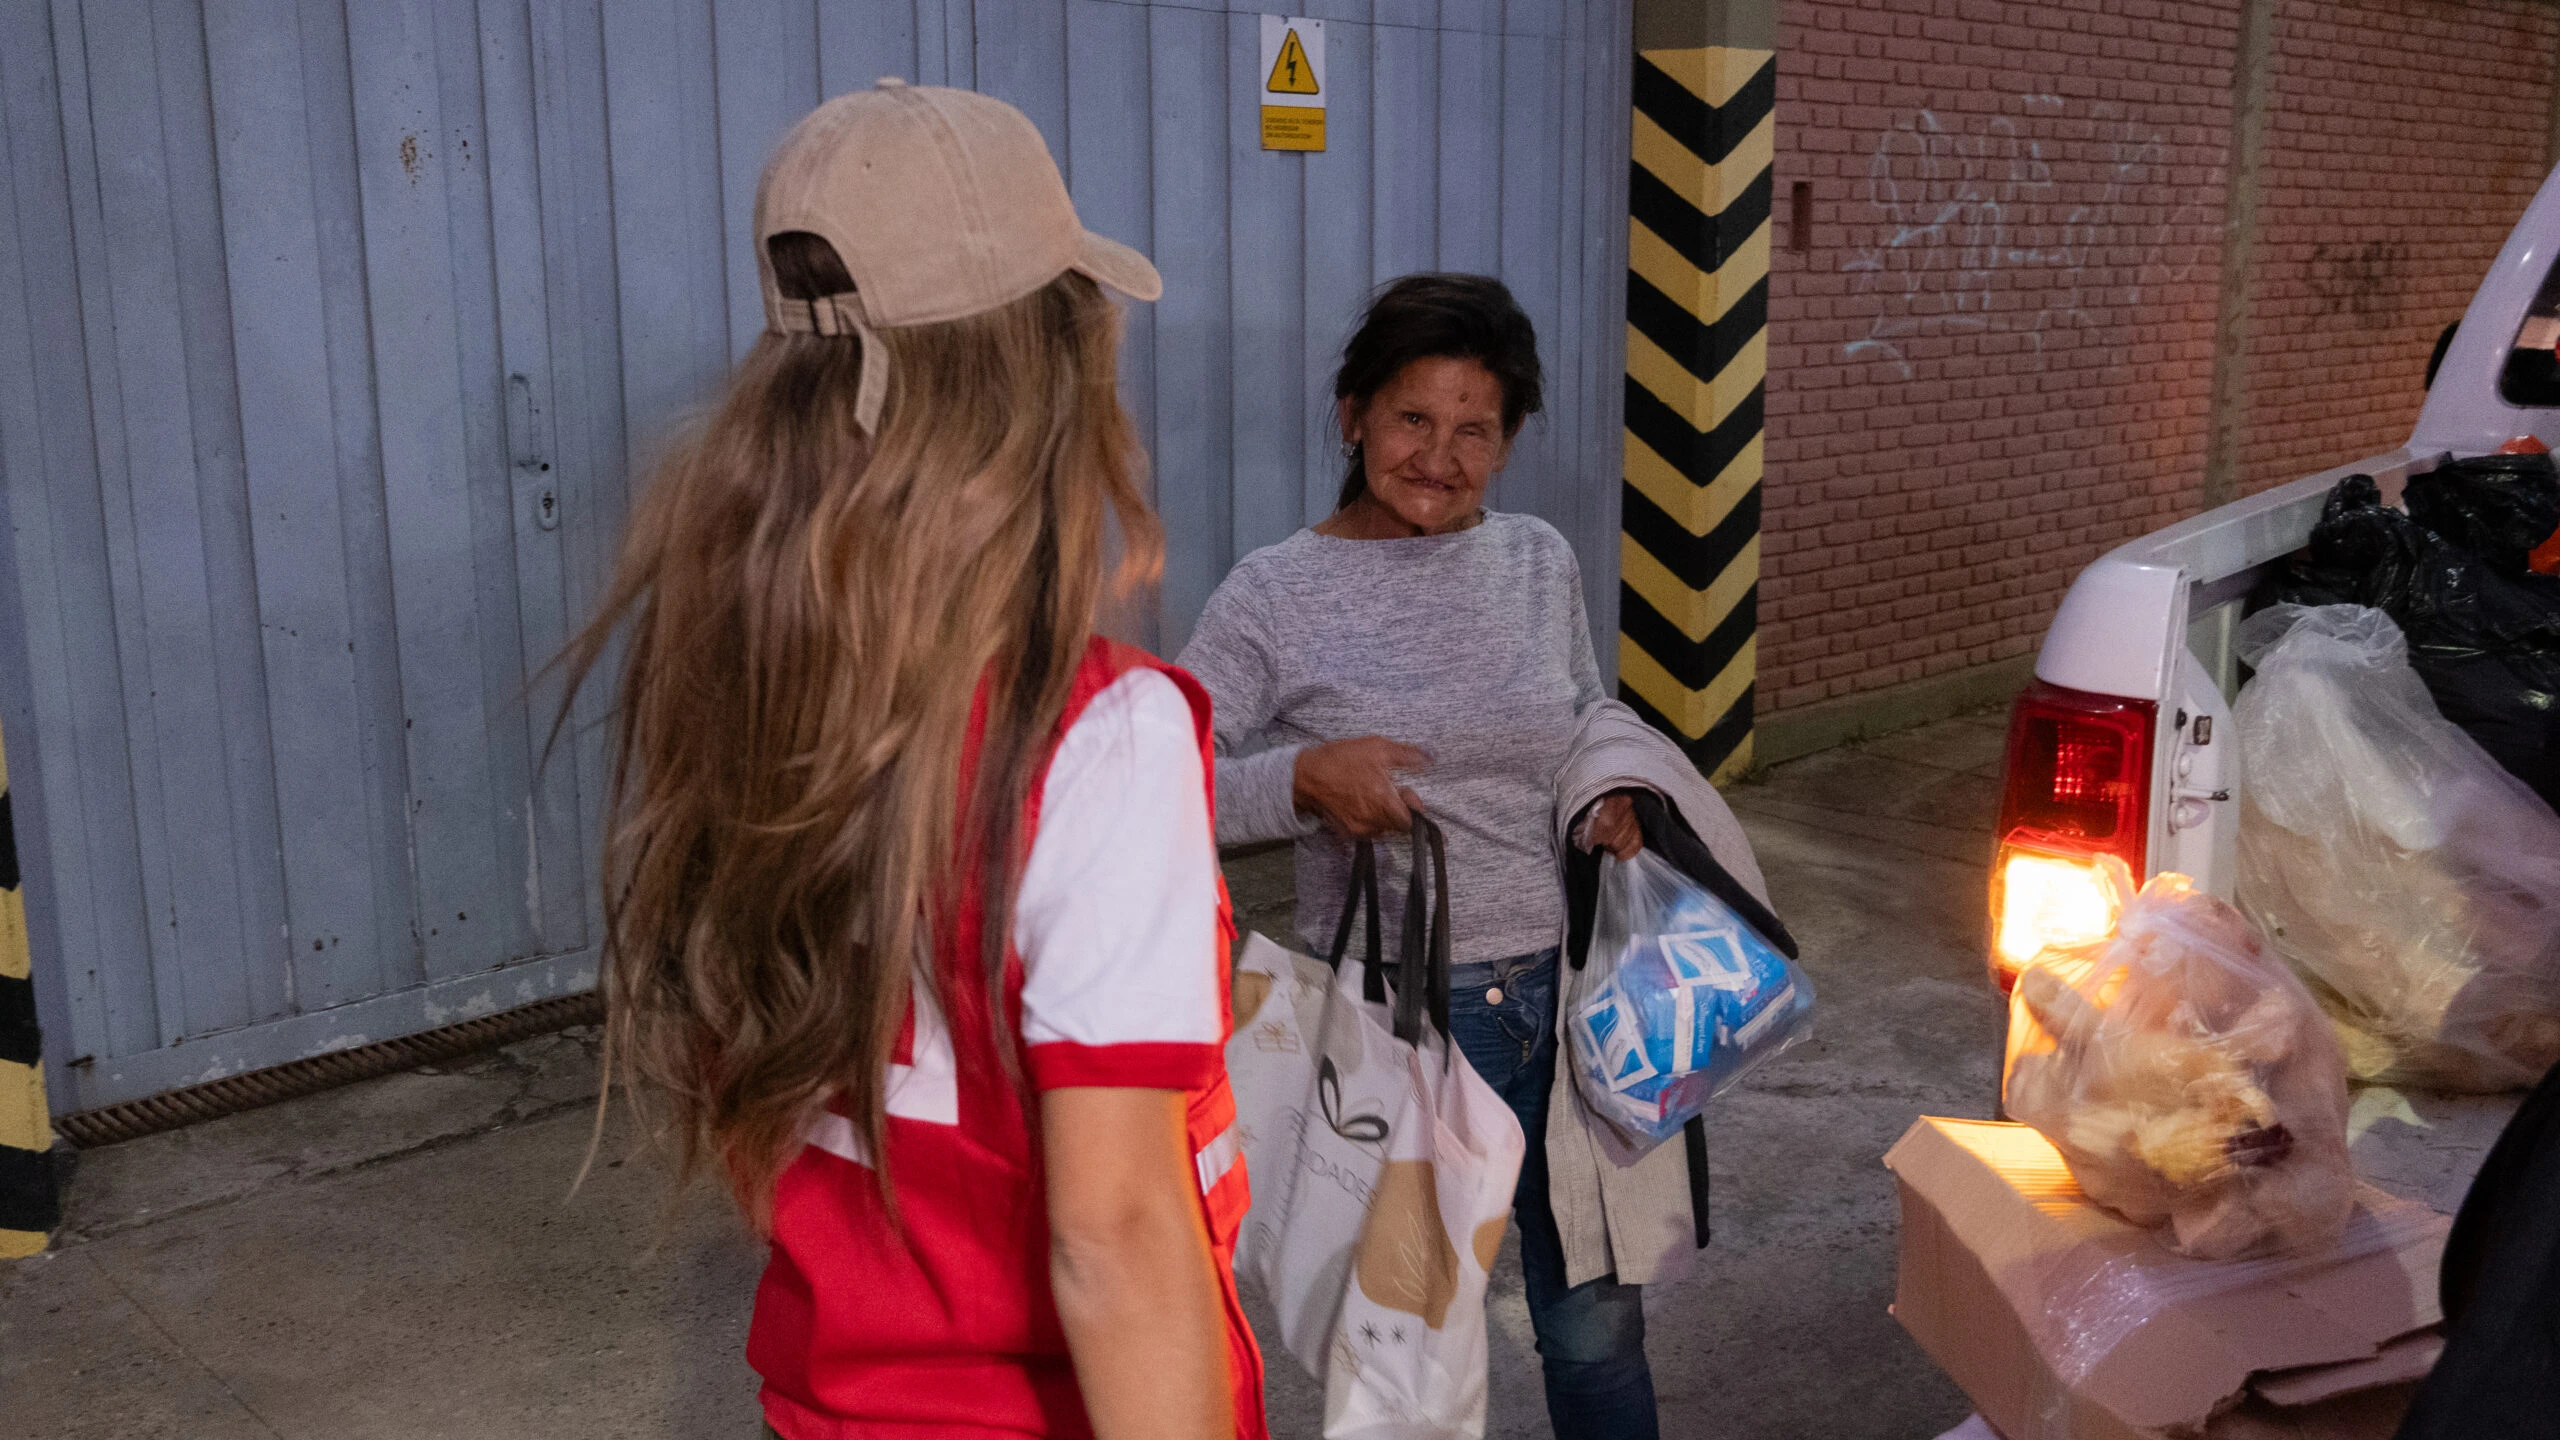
749, 639, 1266, 1440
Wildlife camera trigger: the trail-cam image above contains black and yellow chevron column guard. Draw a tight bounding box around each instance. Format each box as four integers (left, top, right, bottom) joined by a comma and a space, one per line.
1618, 46, 1775, 784
2, 719, 58, 1258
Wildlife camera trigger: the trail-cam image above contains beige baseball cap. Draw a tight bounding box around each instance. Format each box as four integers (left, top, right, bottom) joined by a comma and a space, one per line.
754, 78, 1162, 431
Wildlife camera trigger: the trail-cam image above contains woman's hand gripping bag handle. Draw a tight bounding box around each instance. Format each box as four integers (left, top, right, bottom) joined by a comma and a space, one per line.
1563, 847, 1816, 1154
1318, 813, 1456, 1044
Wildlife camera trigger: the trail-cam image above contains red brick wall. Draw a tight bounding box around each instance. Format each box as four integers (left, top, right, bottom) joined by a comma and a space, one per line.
1761, 0, 2555, 718
2235, 0, 2555, 496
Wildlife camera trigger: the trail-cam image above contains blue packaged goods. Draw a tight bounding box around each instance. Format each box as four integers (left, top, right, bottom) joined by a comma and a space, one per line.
1565, 848, 1816, 1151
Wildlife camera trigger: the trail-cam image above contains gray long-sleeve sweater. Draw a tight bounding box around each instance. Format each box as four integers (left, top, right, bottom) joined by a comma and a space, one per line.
1175, 512, 1604, 966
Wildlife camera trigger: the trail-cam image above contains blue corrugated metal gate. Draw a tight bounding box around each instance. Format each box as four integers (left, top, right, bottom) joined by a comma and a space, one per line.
0, 0, 1632, 1112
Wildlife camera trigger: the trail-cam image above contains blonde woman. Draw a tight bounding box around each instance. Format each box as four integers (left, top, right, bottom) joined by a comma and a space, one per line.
561, 83, 1264, 1440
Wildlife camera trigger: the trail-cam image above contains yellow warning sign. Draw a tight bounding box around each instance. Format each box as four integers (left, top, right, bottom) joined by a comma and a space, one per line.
1261, 106, 1324, 151
1259, 16, 1326, 152
1267, 29, 1318, 94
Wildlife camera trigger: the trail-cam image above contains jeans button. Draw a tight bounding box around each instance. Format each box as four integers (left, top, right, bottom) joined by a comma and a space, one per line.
1485, 986, 1504, 1005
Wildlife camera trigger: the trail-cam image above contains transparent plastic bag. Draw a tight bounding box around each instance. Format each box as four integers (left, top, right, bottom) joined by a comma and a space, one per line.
2233, 602, 2560, 1091
1564, 848, 1815, 1153
2019, 1193, 2446, 1440
2003, 864, 2354, 1260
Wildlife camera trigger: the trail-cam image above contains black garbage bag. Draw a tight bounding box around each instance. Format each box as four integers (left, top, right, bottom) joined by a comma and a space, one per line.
2262, 475, 2560, 813
2402, 451, 2560, 576
2271, 475, 2425, 609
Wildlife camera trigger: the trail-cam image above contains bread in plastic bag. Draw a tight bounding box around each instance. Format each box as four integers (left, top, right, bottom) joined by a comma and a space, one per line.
1565, 847, 1814, 1153
2003, 863, 2354, 1260
2232, 602, 2560, 1091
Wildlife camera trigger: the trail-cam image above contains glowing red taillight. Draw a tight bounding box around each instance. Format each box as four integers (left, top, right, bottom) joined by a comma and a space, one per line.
2003, 683, 2153, 848
1988, 681, 2155, 990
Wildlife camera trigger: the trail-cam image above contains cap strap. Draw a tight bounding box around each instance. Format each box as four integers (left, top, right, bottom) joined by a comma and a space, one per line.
849, 314, 888, 436
771, 291, 891, 435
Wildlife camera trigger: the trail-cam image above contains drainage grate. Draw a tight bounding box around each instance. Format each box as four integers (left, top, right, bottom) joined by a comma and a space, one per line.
53, 991, 604, 1149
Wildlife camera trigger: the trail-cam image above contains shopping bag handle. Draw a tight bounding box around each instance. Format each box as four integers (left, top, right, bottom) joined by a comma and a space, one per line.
1325, 839, 1390, 1005
1323, 816, 1451, 1034
1392, 811, 1452, 1047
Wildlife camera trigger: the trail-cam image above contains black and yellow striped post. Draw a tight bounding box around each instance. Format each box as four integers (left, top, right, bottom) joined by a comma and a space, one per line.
1617, 43, 1776, 784
2, 719, 59, 1257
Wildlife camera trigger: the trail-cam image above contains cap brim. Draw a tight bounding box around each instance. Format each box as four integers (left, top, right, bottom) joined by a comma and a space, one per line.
1073, 230, 1162, 303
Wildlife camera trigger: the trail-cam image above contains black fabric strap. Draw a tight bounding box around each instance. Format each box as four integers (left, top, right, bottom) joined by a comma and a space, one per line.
1327, 820, 1453, 1046
1683, 1117, 1712, 1248
1426, 816, 1451, 1040
1632, 790, 1798, 959
1390, 813, 1452, 1045
1325, 840, 1388, 1004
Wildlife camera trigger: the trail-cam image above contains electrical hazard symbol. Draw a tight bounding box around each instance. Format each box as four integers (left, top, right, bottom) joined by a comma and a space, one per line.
1258, 16, 1326, 151
1267, 29, 1318, 94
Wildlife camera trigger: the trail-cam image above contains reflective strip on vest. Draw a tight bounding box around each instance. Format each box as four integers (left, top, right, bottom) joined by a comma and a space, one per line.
1194, 1122, 1243, 1197
799, 974, 960, 1169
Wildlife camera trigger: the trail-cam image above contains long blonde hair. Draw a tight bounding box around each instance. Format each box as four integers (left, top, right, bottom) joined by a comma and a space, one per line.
559, 247, 1159, 1228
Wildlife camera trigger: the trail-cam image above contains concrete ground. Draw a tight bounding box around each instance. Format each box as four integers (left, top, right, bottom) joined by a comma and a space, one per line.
0, 712, 2514, 1440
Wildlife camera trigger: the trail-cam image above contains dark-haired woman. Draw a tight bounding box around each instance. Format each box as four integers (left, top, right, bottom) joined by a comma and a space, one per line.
1179, 273, 1661, 1440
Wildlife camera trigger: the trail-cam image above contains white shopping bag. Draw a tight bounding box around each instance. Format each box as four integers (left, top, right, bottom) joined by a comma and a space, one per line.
1226, 817, 1526, 1440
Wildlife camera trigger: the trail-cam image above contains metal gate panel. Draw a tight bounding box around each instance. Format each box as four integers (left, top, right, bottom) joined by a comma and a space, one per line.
582, 0, 1633, 653
0, 0, 1631, 1111
202, 0, 413, 1017
0, 0, 601, 1109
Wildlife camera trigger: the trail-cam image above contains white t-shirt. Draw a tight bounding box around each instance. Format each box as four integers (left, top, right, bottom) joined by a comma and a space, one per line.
1012, 668, 1226, 1074
805, 667, 1228, 1161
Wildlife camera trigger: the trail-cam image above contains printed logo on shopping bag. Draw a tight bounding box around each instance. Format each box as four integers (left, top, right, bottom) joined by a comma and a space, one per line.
1355, 1159, 1462, 1328
1576, 991, 1661, 1093
1232, 970, 1274, 1028
1318, 1056, 1390, 1144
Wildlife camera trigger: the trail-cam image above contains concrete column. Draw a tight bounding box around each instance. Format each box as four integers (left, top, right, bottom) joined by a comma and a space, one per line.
2202, 0, 2279, 512
1, 720, 58, 1258
1617, 0, 1777, 781
2548, 13, 2560, 171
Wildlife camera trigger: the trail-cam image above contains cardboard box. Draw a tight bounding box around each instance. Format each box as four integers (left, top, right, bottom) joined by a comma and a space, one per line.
1885, 1118, 2449, 1440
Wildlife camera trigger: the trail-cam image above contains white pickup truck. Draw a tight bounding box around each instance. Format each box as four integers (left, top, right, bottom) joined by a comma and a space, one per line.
1986, 166, 2560, 981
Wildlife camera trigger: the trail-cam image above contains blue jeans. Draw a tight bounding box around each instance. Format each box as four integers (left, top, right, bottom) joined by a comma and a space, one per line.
1446, 949, 1659, 1440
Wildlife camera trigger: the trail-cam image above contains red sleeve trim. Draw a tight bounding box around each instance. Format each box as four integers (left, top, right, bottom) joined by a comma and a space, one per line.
1027, 1040, 1222, 1092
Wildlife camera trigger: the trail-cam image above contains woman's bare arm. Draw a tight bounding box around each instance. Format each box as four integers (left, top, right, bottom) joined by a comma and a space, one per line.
1043, 1086, 1235, 1440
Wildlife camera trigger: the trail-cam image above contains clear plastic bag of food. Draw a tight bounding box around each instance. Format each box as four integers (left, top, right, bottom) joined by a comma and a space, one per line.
2003, 864, 2354, 1260
2233, 602, 2560, 1091
1565, 848, 1815, 1153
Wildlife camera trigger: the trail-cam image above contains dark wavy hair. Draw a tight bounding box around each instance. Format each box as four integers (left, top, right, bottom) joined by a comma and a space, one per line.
1332, 273, 1545, 509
